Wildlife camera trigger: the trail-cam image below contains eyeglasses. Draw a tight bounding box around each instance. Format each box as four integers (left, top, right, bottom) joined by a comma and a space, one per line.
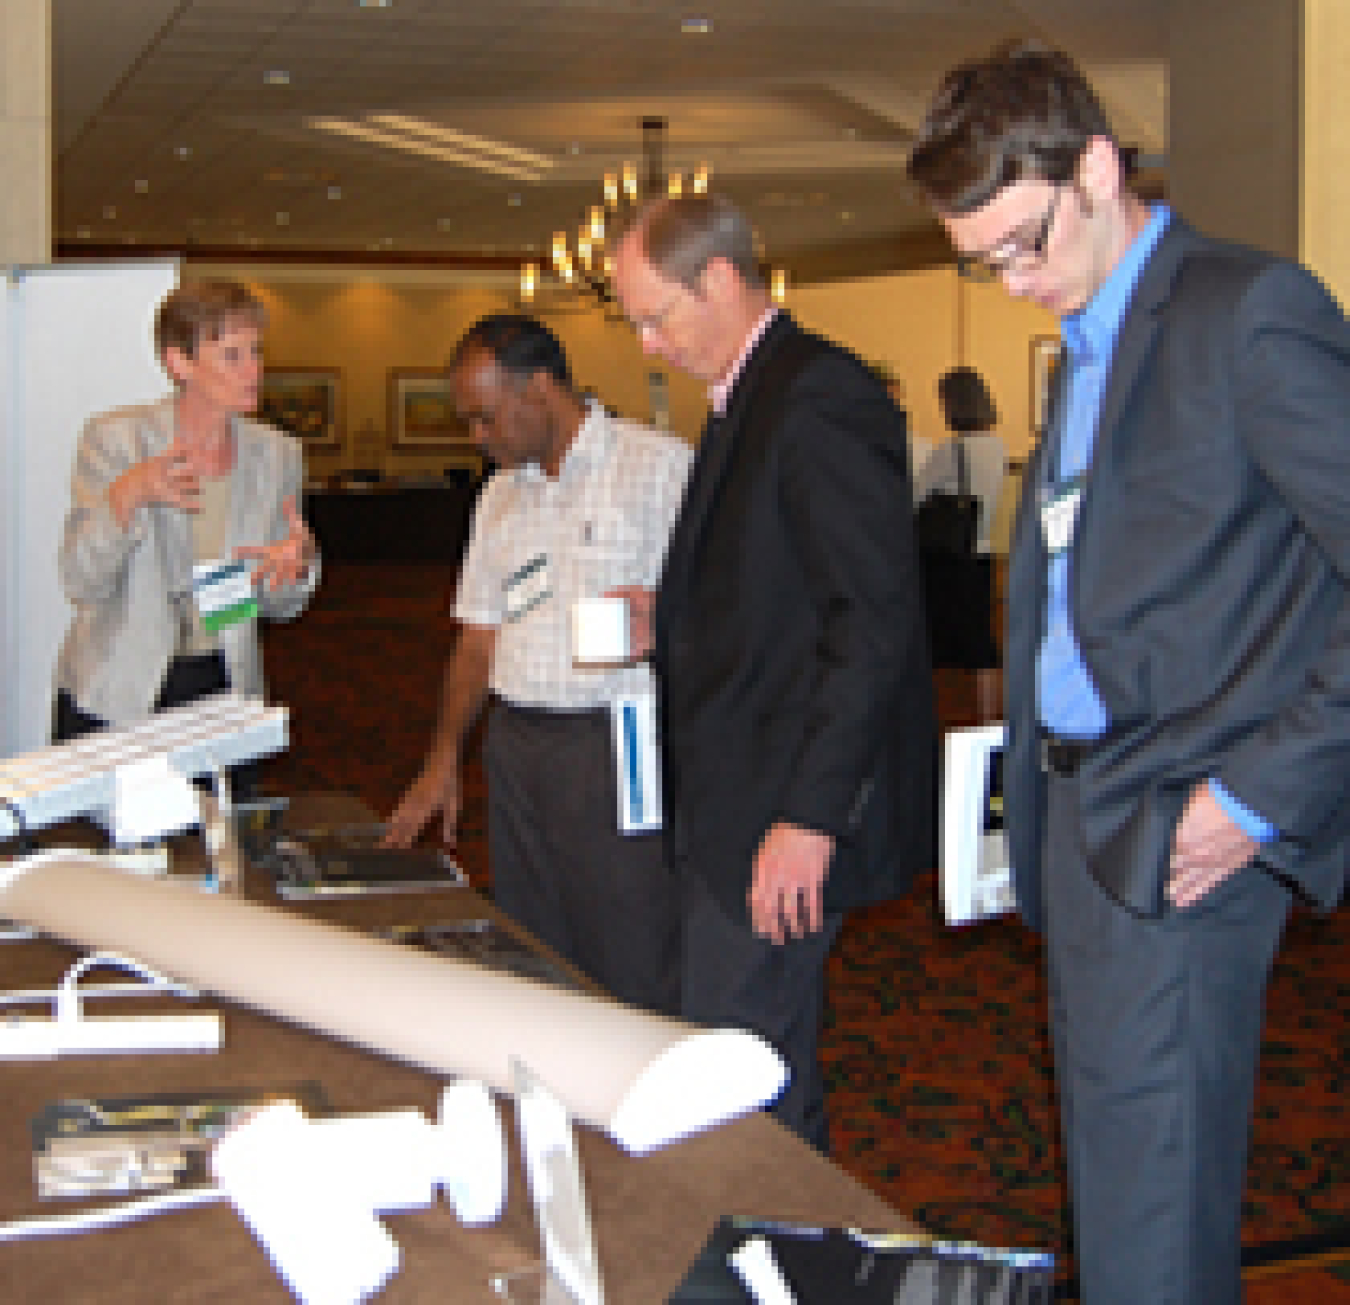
957, 185, 1066, 282
626, 293, 683, 337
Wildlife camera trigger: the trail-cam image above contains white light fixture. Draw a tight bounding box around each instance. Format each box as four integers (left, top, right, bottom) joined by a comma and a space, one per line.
309, 115, 551, 184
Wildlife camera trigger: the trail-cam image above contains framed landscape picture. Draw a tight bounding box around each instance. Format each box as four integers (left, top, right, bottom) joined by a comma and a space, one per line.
258, 368, 342, 450
388, 367, 482, 470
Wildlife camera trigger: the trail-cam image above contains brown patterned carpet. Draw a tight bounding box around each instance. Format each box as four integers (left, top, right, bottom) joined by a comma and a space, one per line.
258, 562, 1350, 1299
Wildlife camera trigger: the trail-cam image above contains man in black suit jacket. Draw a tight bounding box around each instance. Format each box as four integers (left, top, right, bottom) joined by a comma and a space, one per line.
611, 193, 935, 1150
909, 40, 1350, 1303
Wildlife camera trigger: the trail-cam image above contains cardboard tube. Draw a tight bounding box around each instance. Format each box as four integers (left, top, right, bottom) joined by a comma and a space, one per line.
0, 852, 786, 1154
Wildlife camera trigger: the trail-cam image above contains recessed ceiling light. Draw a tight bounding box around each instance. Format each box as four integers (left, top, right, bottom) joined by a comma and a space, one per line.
134, 179, 150, 194
102, 205, 117, 220
175, 145, 193, 160
839, 210, 854, 222
263, 70, 291, 86
327, 185, 343, 200
681, 17, 712, 35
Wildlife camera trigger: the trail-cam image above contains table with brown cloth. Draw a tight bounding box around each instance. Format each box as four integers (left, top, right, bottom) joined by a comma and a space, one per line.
0, 793, 912, 1302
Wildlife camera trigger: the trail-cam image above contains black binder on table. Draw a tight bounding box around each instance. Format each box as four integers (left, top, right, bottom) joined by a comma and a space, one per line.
668, 1217, 1055, 1303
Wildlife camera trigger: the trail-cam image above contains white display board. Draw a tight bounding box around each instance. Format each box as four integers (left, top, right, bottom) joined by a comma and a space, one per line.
940, 723, 1014, 926
1, 259, 179, 758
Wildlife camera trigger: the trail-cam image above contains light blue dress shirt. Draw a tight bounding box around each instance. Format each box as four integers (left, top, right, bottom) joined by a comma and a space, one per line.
1035, 203, 1274, 841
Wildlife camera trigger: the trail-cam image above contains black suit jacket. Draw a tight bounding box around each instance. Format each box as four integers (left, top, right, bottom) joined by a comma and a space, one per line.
653, 314, 936, 927
1005, 217, 1350, 928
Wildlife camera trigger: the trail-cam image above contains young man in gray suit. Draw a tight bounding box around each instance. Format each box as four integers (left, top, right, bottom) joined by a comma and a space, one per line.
908, 40, 1350, 1303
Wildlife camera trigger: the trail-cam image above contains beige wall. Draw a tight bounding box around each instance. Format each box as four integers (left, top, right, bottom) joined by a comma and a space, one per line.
1, 0, 51, 264
202, 262, 1055, 480
793, 268, 1055, 461
1302, 0, 1350, 307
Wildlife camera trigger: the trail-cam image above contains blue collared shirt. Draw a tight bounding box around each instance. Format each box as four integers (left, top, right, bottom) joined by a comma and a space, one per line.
1035, 203, 1274, 841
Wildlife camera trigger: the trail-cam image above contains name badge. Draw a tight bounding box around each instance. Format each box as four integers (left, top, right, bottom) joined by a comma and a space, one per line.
611, 690, 663, 834
503, 555, 551, 623
1040, 477, 1084, 556
192, 559, 258, 633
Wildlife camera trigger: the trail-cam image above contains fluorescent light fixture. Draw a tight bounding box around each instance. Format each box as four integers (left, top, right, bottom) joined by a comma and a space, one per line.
371, 114, 554, 172
308, 115, 552, 184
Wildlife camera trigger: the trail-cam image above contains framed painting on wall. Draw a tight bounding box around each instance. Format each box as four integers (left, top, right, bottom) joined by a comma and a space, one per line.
258, 368, 342, 450
388, 367, 482, 471
1029, 335, 1063, 439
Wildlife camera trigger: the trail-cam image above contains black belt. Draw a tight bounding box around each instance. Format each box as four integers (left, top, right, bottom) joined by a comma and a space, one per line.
1039, 729, 1095, 777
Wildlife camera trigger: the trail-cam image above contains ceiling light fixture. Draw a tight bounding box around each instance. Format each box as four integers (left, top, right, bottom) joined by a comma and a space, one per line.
681, 17, 713, 35
539, 116, 715, 306
263, 70, 291, 86
310, 115, 551, 184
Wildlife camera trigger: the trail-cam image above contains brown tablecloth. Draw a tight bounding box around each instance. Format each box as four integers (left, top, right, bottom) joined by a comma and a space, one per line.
0, 794, 912, 1302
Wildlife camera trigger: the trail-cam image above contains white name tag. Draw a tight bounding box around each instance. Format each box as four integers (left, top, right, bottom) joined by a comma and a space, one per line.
503, 555, 551, 623
611, 690, 662, 834
192, 559, 258, 633
1040, 478, 1083, 556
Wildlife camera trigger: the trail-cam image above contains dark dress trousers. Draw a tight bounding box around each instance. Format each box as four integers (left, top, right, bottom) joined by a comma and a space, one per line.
1004, 217, 1350, 1302
653, 314, 935, 1145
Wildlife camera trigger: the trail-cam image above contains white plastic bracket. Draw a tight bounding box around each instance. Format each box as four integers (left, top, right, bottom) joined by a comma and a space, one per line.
0, 951, 221, 1059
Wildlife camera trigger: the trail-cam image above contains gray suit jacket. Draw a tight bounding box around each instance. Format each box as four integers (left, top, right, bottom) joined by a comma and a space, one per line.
56, 395, 320, 725
1005, 217, 1350, 928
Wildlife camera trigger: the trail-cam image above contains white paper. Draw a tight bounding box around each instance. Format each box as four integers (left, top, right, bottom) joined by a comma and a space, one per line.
610, 691, 662, 833
729, 1237, 797, 1305
940, 724, 1014, 926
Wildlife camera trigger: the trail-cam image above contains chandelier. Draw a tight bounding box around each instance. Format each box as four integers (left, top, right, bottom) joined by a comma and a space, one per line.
521, 116, 714, 307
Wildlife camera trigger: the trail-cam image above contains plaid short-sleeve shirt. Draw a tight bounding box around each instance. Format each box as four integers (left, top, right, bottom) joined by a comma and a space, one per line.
456, 402, 693, 710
